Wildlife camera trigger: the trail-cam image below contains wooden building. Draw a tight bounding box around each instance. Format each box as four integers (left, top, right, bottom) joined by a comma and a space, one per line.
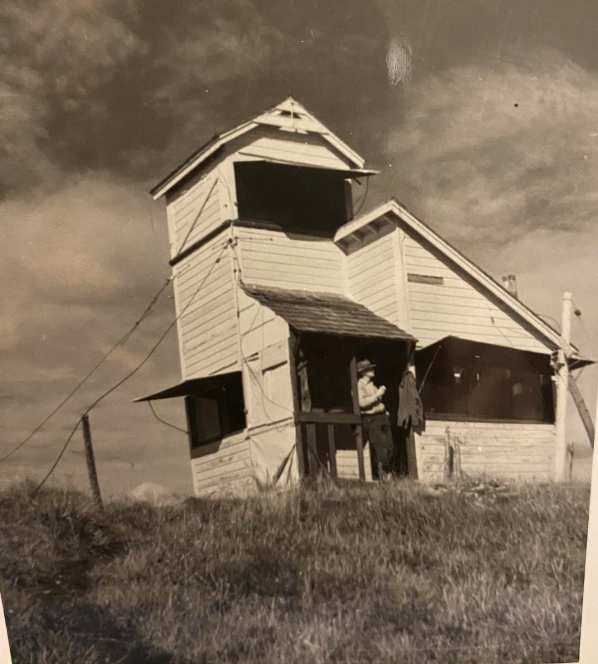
136, 97, 591, 495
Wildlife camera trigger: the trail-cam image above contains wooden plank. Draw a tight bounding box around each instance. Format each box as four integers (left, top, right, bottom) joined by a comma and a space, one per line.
298, 412, 361, 425
287, 333, 305, 479
306, 423, 318, 477
569, 374, 595, 448
328, 424, 337, 480
407, 273, 445, 285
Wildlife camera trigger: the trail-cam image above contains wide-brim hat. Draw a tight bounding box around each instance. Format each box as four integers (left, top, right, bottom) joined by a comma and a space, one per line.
357, 358, 376, 375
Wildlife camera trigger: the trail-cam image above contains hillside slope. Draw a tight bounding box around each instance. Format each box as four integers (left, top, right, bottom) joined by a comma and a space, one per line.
0, 480, 590, 664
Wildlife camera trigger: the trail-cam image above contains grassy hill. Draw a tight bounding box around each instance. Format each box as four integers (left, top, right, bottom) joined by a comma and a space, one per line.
0, 480, 590, 663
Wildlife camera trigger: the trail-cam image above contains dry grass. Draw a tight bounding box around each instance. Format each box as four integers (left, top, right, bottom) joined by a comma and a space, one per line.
0, 478, 590, 663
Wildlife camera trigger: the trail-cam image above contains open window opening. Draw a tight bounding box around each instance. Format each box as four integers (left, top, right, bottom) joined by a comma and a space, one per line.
234, 161, 353, 235
415, 337, 555, 423
185, 372, 247, 454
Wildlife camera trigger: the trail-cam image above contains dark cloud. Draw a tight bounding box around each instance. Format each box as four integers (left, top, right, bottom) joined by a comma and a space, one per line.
2, 1, 598, 492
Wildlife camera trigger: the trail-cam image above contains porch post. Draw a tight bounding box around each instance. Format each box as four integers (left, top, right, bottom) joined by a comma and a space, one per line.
288, 331, 306, 479
350, 355, 366, 482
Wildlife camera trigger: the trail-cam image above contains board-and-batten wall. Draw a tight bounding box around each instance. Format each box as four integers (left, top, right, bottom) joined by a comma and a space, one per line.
401, 231, 550, 353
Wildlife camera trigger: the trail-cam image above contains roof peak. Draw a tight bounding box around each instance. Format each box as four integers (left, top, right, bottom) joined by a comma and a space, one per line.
151, 97, 365, 199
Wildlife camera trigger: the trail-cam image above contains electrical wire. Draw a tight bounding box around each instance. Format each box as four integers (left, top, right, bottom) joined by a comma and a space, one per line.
84, 241, 228, 416
147, 401, 188, 434
0, 277, 172, 464
32, 419, 82, 495
417, 342, 443, 395
29, 241, 227, 491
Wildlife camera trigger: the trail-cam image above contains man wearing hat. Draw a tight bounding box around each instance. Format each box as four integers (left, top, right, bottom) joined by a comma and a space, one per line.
357, 358, 393, 479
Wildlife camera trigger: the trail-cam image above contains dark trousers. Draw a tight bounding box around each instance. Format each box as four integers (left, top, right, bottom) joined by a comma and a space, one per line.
362, 413, 393, 475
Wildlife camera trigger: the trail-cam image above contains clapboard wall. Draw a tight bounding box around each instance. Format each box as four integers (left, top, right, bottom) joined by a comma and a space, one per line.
236, 226, 346, 294
172, 236, 240, 379
237, 127, 352, 170
401, 231, 550, 353
415, 420, 556, 482
190, 432, 253, 497
345, 226, 410, 328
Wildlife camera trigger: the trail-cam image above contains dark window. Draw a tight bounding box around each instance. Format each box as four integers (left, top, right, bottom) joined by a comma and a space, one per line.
415, 338, 555, 423
234, 162, 350, 235
296, 334, 353, 413
185, 373, 246, 447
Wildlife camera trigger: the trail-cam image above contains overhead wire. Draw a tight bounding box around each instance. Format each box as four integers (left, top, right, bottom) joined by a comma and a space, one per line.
32, 419, 83, 495
147, 401, 188, 435
30, 240, 228, 492
0, 276, 172, 464
83, 240, 228, 416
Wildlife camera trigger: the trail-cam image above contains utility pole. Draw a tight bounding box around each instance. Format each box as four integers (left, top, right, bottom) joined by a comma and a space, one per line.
81, 413, 103, 509
554, 291, 572, 482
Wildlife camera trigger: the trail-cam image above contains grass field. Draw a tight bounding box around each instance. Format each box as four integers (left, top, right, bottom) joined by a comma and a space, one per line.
0, 479, 590, 664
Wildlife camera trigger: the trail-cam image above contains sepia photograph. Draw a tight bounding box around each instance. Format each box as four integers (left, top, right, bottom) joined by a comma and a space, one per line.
1, 1, 597, 662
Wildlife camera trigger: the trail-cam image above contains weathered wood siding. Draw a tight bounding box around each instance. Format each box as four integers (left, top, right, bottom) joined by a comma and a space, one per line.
345, 227, 408, 326
337, 444, 373, 481
238, 128, 351, 170
173, 237, 239, 379
237, 226, 345, 294
415, 420, 556, 482
247, 420, 298, 485
166, 166, 232, 258
402, 231, 550, 353
190, 432, 253, 497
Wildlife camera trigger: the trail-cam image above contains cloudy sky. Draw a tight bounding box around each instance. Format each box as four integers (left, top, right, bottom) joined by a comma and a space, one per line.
2, 0, 597, 496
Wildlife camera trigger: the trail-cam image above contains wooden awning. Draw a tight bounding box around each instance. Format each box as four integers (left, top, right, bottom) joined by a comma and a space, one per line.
418, 334, 594, 369
242, 284, 416, 341
133, 371, 241, 402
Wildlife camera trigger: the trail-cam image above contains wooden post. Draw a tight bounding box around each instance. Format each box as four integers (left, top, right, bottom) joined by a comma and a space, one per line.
81, 414, 103, 509
579, 384, 598, 663
288, 333, 306, 480
554, 291, 572, 482
569, 375, 595, 448
327, 424, 337, 480
349, 356, 366, 482
306, 423, 318, 477
567, 442, 575, 482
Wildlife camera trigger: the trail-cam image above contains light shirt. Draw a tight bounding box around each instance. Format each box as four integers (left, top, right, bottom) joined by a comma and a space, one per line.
358, 376, 386, 415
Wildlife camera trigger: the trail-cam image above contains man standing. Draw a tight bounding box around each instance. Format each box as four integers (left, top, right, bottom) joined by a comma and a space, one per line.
357, 359, 393, 479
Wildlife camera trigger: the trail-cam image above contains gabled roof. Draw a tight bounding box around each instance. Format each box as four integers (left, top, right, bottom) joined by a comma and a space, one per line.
242, 284, 415, 342
335, 199, 592, 363
151, 97, 365, 200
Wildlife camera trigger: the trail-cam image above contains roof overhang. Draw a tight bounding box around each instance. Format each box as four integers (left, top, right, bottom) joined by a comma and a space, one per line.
133, 371, 241, 402
242, 283, 416, 342
336, 199, 589, 360
418, 335, 595, 369
234, 156, 379, 178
